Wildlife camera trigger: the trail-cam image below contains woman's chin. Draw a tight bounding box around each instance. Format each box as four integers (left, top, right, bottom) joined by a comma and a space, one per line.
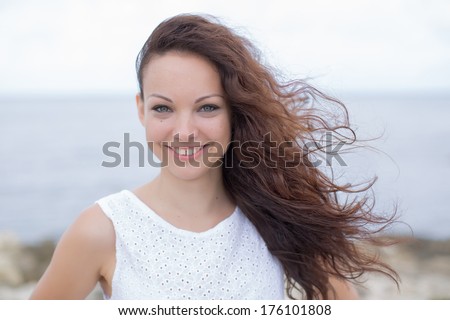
161, 162, 221, 182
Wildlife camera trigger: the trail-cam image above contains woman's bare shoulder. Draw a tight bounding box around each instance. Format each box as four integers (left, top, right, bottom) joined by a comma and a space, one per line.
48, 203, 116, 278
30, 204, 115, 299
72, 203, 115, 248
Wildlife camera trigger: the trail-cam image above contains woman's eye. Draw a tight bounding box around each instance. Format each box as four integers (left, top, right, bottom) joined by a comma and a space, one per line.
152, 105, 171, 113
200, 104, 218, 112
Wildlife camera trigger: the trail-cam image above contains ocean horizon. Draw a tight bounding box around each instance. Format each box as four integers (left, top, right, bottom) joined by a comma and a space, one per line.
1, 93, 449, 243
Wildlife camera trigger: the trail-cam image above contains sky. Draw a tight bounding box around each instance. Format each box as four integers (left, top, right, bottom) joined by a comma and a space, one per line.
0, 0, 449, 96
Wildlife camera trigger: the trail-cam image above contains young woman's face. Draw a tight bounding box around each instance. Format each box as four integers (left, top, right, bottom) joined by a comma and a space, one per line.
137, 51, 232, 181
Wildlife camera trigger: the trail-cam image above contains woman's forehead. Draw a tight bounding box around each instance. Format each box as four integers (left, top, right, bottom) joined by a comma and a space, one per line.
141, 51, 224, 97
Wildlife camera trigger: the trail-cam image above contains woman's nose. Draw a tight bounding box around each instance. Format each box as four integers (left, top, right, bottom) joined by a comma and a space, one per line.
174, 112, 197, 142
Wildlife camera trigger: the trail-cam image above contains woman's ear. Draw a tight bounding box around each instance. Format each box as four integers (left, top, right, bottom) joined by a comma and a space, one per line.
136, 93, 145, 126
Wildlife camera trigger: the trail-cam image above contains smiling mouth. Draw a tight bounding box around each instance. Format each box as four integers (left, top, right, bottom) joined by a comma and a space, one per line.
167, 144, 209, 157
172, 147, 202, 156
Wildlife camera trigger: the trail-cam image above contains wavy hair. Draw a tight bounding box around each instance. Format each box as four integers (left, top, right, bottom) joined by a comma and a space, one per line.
136, 14, 398, 299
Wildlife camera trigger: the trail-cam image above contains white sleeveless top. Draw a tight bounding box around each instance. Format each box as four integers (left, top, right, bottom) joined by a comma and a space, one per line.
96, 190, 285, 299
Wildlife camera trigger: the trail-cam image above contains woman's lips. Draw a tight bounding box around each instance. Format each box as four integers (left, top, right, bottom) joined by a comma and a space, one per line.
172, 146, 201, 156
167, 144, 208, 160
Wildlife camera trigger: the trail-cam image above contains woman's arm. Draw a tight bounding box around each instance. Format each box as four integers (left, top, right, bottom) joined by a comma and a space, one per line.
30, 204, 115, 299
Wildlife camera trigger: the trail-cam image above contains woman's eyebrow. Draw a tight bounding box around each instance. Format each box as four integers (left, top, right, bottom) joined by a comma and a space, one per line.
147, 93, 173, 102
195, 94, 224, 103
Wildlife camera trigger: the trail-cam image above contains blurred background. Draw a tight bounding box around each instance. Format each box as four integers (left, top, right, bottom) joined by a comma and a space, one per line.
0, 0, 449, 299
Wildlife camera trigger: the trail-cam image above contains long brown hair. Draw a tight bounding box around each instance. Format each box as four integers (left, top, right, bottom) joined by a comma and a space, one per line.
136, 14, 398, 299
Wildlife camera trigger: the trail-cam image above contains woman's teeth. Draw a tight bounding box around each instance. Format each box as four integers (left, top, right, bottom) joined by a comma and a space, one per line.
173, 147, 201, 156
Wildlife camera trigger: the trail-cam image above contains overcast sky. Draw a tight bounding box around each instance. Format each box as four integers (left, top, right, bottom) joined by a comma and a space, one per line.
0, 0, 449, 96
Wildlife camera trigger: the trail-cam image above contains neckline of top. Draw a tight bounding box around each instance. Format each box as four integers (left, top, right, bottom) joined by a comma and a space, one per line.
121, 189, 240, 238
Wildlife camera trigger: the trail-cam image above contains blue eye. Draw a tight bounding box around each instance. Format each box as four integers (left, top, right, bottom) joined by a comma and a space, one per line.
152, 105, 171, 113
200, 104, 218, 112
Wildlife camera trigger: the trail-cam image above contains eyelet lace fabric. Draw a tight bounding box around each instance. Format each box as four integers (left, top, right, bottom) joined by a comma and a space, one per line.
96, 190, 285, 299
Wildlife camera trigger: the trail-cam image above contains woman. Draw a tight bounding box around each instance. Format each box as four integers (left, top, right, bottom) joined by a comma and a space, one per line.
31, 14, 397, 300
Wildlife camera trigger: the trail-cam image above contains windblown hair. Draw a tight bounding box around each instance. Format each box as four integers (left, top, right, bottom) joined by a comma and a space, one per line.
136, 14, 398, 299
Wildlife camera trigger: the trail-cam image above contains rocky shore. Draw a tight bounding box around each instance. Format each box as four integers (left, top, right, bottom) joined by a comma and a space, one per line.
1, 232, 449, 300
356, 236, 450, 299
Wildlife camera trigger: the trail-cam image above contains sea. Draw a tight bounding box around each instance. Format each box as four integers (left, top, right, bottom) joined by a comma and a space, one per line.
1, 94, 449, 243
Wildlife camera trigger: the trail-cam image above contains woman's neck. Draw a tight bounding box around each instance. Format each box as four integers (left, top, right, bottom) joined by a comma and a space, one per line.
145, 168, 235, 224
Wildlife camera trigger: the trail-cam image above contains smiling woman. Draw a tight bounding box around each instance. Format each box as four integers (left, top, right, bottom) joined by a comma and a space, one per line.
30, 13, 397, 300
